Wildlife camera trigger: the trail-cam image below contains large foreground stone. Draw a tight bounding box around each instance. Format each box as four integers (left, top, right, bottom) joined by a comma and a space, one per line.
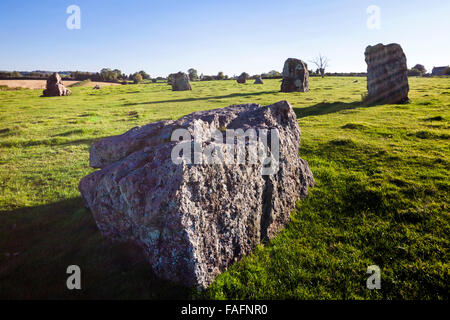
42, 73, 71, 96
281, 58, 309, 92
365, 43, 409, 104
171, 72, 192, 91
79, 101, 314, 288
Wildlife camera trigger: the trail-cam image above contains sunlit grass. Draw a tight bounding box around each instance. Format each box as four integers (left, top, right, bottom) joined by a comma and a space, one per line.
0, 77, 448, 299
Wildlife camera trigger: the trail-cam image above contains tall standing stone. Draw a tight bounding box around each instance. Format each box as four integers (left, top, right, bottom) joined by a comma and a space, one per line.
281, 58, 309, 92
365, 43, 409, 104
171, 72, 192, 91
42, 73, 71, 97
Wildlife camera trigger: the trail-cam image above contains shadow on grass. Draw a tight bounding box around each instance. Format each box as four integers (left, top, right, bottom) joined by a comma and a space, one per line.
294, 101, 368, 118
123, 90, 279, 106
0, 137, 106, 148
0, 198, 192, 299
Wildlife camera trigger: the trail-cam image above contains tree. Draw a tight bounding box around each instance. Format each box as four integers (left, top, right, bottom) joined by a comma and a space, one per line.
310, 54, 329, 78
407, 68, 422, 76
100, 68, 119, 81
240, 72, 249, 80
138, 70, 150, 80
261, 70, 281, 79
112, 69, 122, 79
11, 71, 22, 78
201, 75, 214, 81
217, 71, 225, 80
133, 73, 143, 83
413, 64, 426, 75
167, 74, 173, 84
188, 68, 198, 81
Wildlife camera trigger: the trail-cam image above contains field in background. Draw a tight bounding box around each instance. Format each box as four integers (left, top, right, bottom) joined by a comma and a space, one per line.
0, 77, 448, 299
0, 79, 121, 90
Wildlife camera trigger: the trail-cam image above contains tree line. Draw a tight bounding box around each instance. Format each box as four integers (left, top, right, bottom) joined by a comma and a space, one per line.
2, 62, 447, 82
0, 69, 151, 83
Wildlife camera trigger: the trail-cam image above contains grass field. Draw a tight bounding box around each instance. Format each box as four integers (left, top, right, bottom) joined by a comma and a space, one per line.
0, 79, 121, 90
0, 77, 448, 299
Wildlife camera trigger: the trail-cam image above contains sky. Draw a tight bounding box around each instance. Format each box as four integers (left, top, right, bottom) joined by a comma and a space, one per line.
0, 0, 449, 77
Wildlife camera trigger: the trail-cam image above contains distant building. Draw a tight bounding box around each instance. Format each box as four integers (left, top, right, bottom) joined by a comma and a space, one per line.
432, 66, 448, 76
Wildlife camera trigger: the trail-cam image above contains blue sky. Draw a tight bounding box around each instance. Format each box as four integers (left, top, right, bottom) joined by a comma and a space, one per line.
1, 0, 449, 77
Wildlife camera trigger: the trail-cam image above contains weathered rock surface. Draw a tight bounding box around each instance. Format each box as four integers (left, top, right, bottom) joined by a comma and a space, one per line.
365, 43, 409, 104
42, 73, 71, 96
254, 76, 264, 84
79, 101, 314, 288
171, 72, 192, 91
281, 58, 309, 92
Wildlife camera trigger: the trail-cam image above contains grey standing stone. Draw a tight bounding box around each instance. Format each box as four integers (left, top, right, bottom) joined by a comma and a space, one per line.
171, 72, 192, 91
236, 72, 248, 84
281, 58, 309, 92
254, 76, 264, 84
365, 43, 409, 104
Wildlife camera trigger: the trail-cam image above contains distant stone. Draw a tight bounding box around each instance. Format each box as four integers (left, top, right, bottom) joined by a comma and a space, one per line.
365, 43, 409, 104
281, 58, 309, 92
79, 100, 314, 288
42, 73, 71, 97
254, 76, 264, 84
171, 72, 192, 91
93, 84, 101, 90
236, 73, 247, 84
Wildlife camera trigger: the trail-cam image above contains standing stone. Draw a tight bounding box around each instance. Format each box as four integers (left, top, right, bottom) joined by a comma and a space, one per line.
42, 73, 71, 96
79, 100, 314, 289
281, 58, 309, 92
254, 75, 264, 84
236, 73, 247, 84
171, 72, 192, 91
365, 43, 409, 104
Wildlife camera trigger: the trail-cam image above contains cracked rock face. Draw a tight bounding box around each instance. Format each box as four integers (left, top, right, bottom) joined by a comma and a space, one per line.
281, 58, 309, 92
365, 43, 409, 104
79, 100, 314, 288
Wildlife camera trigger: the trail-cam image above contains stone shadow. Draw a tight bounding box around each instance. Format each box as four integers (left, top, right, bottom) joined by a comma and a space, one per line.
0, 198, 192, 299
122, 90, 279, 106
294, 100, 369, 118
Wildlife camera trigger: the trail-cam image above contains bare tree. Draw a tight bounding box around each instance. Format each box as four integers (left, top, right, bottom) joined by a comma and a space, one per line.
310, 54, 329, 78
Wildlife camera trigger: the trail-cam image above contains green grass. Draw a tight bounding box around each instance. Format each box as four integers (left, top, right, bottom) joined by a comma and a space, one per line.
67, 79, 91, 87
0, 77, 448, 299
